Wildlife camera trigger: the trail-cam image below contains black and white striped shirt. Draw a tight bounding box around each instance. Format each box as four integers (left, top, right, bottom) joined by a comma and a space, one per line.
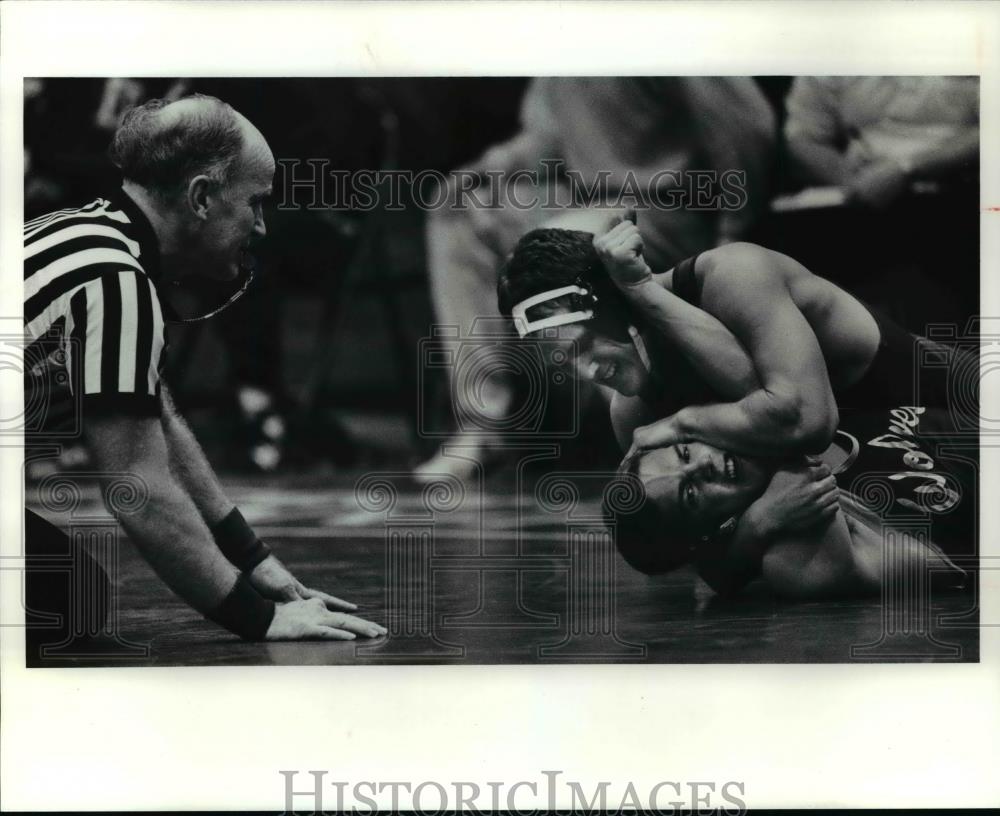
24, 193, 168, 418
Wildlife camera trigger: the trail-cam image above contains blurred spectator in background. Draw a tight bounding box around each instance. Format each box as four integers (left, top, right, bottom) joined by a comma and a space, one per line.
25, 78, 190, 219
181, 79, 382, 472
414, 77, 777, 483
784, 76, 978, 208
188, 78, 526, 472
780, 76, 979, 332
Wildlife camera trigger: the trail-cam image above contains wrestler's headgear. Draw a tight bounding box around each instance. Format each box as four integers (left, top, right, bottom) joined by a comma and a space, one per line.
499, 227, 651, 372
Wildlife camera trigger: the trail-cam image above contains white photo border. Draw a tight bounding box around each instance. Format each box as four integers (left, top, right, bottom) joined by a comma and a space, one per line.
2, 1, 999, 810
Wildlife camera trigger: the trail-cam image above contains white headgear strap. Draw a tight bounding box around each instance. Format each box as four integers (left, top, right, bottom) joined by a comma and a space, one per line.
628, 325, 651, 372
511, 285, 593, 338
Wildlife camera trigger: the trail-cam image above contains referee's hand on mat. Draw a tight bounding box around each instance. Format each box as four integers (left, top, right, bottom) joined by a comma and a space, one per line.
248, 553, 359, 611
267, 598, 388, 641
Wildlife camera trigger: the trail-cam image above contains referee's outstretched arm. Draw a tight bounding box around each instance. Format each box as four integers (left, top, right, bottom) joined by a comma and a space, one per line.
159, 385, 373, 621
84, 411, 385, 641
26, 93, 387, 643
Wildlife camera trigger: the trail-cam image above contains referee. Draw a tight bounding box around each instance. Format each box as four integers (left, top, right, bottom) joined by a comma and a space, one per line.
23, 94, 385, 656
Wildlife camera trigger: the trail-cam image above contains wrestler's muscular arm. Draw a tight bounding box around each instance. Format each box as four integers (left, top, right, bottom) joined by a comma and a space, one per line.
597, 227, 836, 593
595, 223, 837, 455
595, 218, 759, 401
637, 244, 839, 457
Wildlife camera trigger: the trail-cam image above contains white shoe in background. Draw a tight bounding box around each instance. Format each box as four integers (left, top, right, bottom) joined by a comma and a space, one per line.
412, 436, 497, 485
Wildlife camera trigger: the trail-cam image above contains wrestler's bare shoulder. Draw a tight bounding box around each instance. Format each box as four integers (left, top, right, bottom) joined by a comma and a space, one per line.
696, 242, 810, 286
692, 242, 845, 323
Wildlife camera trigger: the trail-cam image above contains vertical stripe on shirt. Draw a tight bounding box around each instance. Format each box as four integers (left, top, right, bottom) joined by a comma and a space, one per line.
117, 270, 139, 393
99, 273, 122, 395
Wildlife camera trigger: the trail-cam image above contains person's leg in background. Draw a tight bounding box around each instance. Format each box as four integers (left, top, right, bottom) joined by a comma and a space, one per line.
413, 186, 704, 483
414, 196, 524, 482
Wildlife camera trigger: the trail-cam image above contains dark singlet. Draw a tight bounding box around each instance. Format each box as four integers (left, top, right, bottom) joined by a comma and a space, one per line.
670, 253, 974, 427
671, 253, 977, 561
831, 408, 977, 561
637, 253, 712, 412
673, 253, 923, 408
671, 252, 702, 311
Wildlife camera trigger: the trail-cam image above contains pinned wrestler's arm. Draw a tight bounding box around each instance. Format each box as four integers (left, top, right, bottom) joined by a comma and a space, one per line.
694, 461, 838, 596
762, 500, 965, 599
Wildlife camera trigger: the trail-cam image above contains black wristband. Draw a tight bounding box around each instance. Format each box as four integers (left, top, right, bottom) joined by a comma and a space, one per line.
206, 574, 276, 641
211, 508, 272, 573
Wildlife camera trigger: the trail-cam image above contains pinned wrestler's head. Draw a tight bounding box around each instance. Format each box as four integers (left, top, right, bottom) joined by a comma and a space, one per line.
605, 441, 772, 574
497, 228, 652, 397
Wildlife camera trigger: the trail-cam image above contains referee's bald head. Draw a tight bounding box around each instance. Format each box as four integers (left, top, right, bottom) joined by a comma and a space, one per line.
109, 93, 269, 201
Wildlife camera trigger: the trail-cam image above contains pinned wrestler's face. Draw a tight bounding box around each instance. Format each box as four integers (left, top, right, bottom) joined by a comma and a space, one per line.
634, 441, 772, 536
550, 319, 650, 397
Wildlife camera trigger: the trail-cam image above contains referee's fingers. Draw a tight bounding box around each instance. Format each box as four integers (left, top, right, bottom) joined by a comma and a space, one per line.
303, 587, 358, 611
325, 611, 387, 638
309, 626, 357, 641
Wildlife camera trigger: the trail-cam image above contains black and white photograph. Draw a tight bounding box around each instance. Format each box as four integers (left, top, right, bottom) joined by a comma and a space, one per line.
2, 1, 998, 812
17, 72, 984, 667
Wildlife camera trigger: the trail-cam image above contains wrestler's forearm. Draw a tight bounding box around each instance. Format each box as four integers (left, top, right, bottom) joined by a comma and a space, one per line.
624, 280, 759, 400
695, 503, 773, 595
160, 386, 235, 527
675, 388, 833, 457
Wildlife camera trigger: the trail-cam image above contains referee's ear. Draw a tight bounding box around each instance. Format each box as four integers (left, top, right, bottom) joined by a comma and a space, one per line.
187, 175, 213, 221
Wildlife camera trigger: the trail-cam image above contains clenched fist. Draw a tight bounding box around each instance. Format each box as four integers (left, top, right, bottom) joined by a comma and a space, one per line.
755, 461, 840, 538
593, 208, 654, 289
